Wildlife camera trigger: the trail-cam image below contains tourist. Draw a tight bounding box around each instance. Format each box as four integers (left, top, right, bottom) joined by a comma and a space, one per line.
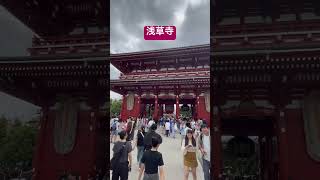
180, 122, 186, 146
171, 120, 177, 138
198, 124, 210, 180
165, 120, 170, 137
136, 126, 146, 166
194, 122, 201, 139
169, 118, 174, 135
148, 118, 155, 131
185, 122, 192, 134
144, 124, 162, 151
111, 131, 133, 180
160, 117, 165, 135
144, 118, 149, 132
181, 129, 198, 180
159, 117, 164, 133
137, 117, 142, 130
110, 117, 119, 143
191, 119, 196, 130
119, 120, 126, 132
126, 118, 134, 141
138, 137, 165, 180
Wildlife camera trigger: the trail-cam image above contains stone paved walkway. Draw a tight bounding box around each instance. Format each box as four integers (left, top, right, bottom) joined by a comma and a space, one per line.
110, 130, 204, 180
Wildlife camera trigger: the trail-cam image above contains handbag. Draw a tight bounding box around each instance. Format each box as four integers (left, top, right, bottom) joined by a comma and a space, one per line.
110, 142, 126, 171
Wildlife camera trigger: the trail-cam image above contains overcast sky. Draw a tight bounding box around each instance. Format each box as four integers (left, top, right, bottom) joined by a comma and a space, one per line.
0, 6, 39, 120
110, 0, 210, 99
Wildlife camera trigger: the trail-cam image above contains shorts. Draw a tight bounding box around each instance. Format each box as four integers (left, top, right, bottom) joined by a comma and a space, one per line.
143, 173, 159, 180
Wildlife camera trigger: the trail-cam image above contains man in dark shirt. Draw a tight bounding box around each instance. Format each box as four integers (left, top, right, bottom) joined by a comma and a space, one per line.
143, 124, 162, 150
138, 137, 165, 180
112, 131, 132, 180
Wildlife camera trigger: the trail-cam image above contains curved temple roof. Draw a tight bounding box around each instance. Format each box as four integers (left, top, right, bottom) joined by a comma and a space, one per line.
110, 44, 210, 73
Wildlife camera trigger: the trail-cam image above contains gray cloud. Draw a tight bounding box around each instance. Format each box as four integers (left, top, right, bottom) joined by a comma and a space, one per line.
110, 0, 209, 53
110, 0, 209, 99
0, 6, 39, 121
0, 6, 33, 57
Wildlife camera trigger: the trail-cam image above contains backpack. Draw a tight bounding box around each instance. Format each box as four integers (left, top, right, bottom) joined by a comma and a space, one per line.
110, 142, 126, 171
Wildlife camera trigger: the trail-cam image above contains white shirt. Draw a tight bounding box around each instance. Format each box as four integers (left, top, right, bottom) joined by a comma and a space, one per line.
191, 121, 195, 129
202, 134, 210, 161
184, 127, 192, 135
148, 120, 155, 127
165, 122, 170, 130
110, 118, 115, 128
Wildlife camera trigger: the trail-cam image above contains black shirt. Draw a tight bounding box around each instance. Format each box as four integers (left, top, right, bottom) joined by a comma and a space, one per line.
112, 141, 132, 163
137, 131, 145, 147
144, 130, 162, 150
141, 150, 164, 174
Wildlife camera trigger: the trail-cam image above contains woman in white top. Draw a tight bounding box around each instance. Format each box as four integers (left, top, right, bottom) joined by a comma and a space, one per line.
181, 129, 198, 180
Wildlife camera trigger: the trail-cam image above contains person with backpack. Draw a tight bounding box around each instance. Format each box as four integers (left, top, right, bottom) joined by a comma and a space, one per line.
111, 118, 119, 143
111, 131, 133, 180
198, 123, 210, 180
144, 124, 162, 151
138, 137, 165, 180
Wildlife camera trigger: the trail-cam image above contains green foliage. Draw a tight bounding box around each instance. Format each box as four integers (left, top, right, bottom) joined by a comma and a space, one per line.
110, 99, 122, 117
222, 137, 258, 177
0, 116, 8, 146
0, 117, 38, 175
180, 107, 192, 118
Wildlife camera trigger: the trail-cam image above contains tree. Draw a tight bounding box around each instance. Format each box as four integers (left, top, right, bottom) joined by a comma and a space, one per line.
110, 99, 122, 117
0, 118, 38, 178
0, 116, 8, 151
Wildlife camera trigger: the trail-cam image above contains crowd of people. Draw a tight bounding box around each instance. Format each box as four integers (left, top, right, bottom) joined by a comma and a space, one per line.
110, 115, 210, 180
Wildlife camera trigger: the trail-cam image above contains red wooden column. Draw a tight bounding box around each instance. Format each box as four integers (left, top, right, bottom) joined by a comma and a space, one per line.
159, 104, 164, 117
277, 109, 289, 180
176, 95, 180, 119
32, 104, 49, 179
153, 96, 159, 120
212, 106, 222, 179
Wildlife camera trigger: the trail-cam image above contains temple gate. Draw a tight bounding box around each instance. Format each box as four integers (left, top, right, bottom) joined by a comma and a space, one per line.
0, 0, 109, 179
213, 0, 320, 179
110, 45, 211, 124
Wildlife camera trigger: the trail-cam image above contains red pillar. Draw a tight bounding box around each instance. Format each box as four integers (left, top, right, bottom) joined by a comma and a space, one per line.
176, 95, 180, 119
159, 104, 164, 117
153, 96, 159, 120
32, 97, 106, 180
278, 109, 289, 180
212, 106, 222, 179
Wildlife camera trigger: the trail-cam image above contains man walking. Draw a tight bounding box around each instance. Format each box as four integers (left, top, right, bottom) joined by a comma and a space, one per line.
111, 131, 133, 180
198, 124, 210, 180
144, 124, 162, 151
